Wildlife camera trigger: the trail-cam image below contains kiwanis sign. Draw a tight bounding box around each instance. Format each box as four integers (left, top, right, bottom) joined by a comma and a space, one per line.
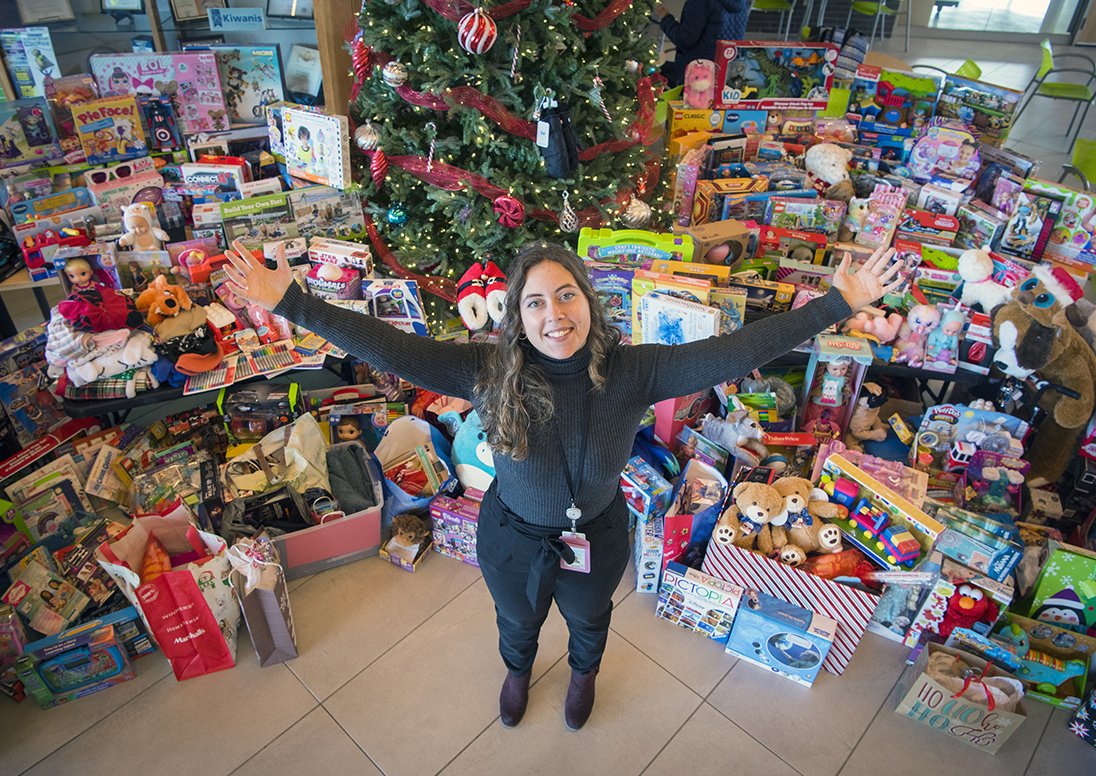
208, 7, 267, 30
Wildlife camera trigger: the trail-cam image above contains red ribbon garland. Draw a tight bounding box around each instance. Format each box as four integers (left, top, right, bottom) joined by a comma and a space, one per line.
364, 213, 458, 303
422, 0, 633, 31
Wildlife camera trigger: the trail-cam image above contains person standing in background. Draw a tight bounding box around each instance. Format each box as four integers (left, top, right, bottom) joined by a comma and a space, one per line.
654, 0, 751, 86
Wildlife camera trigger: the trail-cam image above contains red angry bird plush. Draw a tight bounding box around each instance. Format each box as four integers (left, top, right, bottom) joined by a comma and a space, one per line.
939, 582, 999, 639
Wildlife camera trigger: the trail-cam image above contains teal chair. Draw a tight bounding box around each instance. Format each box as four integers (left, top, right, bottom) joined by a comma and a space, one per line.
846, 1, 910, 52
1014, 39, 1096, 153
751, 0, 797, 41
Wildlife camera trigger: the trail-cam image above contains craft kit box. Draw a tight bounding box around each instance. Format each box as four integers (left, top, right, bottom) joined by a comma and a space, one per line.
725, 590, 837, 686
656, 561, 743, 643
429, 494, 479, 567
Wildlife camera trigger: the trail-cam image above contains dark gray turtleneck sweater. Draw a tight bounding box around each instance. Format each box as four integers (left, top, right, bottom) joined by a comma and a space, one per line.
274, 282, 851, 527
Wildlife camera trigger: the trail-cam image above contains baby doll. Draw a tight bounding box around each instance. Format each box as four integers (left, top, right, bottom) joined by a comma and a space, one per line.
63, 257, 95, 291
924, 308, 965, 370
56, 257, 144, 333
335, 417, 362, 443
118, 202, 170, 252
813, 357, 851, 408
892, 304, 941, 367
385, 513, 430, 564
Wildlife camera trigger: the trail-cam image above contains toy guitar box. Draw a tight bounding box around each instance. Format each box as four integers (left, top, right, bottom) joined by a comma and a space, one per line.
89, 52, 227, 135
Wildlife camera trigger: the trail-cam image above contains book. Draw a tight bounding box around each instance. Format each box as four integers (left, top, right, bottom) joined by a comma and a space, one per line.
0, 27, 58, 99
640, 292, 721, 346
219, 192, 300, 250
206, 46, 285, 127
0, 98, 62, 169
281, 105, 352, 189
71, 95, 149, 165
44, 74, 98, 163
2, 560, 89, 637
88, 52, 227, 135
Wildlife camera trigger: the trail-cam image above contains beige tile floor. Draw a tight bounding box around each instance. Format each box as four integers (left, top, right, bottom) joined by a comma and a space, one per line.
4, 35, 1096, 776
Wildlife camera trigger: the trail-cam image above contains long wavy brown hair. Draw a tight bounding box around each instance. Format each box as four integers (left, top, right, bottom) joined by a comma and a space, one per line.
475, 244, 620, 460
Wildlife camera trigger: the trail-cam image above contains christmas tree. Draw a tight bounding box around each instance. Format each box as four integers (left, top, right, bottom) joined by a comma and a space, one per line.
349, 0, 665, 312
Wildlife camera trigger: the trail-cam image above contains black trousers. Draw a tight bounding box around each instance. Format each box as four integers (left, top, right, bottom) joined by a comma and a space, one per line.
476, 485, 631, 675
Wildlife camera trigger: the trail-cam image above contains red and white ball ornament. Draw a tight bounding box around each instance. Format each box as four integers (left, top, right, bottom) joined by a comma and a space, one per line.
492, 195, 524, 228
457, 8, 497, 55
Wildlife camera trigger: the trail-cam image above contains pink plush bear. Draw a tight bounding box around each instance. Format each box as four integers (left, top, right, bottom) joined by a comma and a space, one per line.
892, 304, 942, 367
843, 309, 905, 344
683, 59, 716, 109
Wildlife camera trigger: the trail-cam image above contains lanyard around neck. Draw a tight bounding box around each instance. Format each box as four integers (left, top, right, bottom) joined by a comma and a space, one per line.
552, 391, 594, 531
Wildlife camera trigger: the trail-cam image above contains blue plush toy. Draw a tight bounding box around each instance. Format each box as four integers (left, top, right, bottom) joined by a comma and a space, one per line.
438, 409, 496, 492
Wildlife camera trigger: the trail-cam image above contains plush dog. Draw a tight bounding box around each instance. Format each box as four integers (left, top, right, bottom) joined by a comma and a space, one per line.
992, 291, 1096, 485
957, 247, 1010, 314
804, 143, 854, 202
845, 382, 890, 451
136, 276, 224, 375
712, 481, 786, 555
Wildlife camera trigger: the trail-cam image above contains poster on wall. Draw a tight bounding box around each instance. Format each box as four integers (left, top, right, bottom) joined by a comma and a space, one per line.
0, 27, 59, 99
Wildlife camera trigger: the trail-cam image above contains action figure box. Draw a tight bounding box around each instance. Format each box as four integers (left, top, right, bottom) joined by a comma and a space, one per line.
725, 589, 837, 686
429, 494, 479, 567
656, 561, 742, 643
692, 177, 768, 225
620, 455, 673, 523
15, 624, 136, 709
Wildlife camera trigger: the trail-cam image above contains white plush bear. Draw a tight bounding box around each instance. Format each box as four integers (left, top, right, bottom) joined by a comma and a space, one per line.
958, 247, 1010, 313
804, 142, 854, 202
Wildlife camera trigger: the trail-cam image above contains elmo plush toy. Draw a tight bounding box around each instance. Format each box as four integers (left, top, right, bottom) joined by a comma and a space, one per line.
939, 583, 999, 639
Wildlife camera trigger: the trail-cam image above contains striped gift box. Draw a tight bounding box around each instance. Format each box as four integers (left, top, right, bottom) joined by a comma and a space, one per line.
702, 541, 880, 675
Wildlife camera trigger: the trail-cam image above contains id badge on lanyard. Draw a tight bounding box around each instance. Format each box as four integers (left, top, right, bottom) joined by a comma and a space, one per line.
556, 401, 594, 573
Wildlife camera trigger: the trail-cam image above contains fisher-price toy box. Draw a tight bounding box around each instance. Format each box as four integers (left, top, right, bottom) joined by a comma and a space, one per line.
429, 494, 479, 567
656, 562, 743, 643
725, 589, 837, 686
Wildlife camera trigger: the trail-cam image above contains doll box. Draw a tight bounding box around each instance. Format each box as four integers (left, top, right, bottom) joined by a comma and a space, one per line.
15, 624, 137, 709
702, 540, 880, 675
725, 589, 837, 686
429, 494, 479, 568
656, 561, 743, 643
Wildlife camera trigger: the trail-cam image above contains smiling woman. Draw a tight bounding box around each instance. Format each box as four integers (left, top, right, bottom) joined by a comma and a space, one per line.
222, 238, 901, 733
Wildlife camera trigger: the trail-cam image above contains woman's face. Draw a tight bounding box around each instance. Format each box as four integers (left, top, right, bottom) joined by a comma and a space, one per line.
519, 260, 591, 360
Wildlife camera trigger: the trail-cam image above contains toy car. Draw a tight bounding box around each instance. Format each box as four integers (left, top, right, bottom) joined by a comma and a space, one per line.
947, 440, 975, 471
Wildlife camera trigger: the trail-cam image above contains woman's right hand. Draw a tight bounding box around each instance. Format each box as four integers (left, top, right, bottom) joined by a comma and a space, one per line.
223, 238, 293, 312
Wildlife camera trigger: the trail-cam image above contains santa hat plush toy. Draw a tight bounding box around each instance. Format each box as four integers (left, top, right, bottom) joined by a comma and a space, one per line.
1032, 263, 1084, 308
481, 260, 508, 325
456, 261, 488, 331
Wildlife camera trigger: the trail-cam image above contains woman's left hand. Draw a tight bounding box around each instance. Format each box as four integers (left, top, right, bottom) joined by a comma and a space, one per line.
832, 246, 905, 312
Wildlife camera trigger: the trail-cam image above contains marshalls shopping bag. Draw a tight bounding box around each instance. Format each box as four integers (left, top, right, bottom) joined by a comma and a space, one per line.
228, 535, 297, 667
96, 501, 240, 680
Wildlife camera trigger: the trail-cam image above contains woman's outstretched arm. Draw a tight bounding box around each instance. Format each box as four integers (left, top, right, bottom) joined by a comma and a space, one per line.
223, 241, 485, 399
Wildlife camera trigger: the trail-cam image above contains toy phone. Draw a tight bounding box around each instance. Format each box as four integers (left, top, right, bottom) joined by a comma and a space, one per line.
39, 642, 125, 693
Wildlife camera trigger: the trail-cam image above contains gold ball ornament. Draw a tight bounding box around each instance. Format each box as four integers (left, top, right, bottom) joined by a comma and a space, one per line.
620, 196, 652, 229
354, 122, 381, 152
382, 61, 409, 88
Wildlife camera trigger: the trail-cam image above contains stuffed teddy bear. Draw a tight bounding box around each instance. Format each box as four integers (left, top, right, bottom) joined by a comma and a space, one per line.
992, 294, 1096, 485
804, 143, 854, 202
770, 477, 844, 565
842, 308, 904, 345
683, 59, 717, 109
845, 382, 889, 451
700, 410, 769, 468
136, 276, 224, 375
711, 480, 786, 555
118, 202, 170, 252
957, 247, 1010, 314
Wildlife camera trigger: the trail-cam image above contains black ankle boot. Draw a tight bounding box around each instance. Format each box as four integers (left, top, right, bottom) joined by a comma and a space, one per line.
500, 671, 531, 728
564, 668, 597, 731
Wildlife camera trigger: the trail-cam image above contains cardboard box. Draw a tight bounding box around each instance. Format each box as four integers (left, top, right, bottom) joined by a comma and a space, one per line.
429, 494, 480, 567
702, 540, 880, 674
620, 456, 673, 523
656, 561, 742, 643
692, 177, 768, 225
726, 590, 837, 686
895, 643, 1027, 755
379, 537, 432, 572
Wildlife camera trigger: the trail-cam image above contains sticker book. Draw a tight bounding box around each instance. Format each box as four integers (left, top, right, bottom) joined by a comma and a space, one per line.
71, 95, 149, 166
715, 41, 839, 110
89, 52, 227, 135
281, 105, 351, 189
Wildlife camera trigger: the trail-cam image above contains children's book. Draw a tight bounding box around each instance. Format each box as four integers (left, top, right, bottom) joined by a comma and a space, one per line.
0, 98, 61, 169
207, 46, 285, 127
640, 292, 721, 346
289, 186, 367, 240
2, 560, 90, 637
219, 192, 300, 250
88, 52, 227, 135
71, 95, 149, 166
0, 27, 58, 99
44, 74, 98, 163
281, 105, 352, 189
